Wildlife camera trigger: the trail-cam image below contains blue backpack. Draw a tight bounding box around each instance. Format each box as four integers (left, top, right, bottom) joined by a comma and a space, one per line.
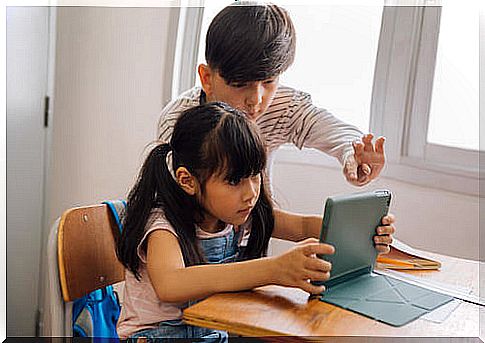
72, 200, 127, 338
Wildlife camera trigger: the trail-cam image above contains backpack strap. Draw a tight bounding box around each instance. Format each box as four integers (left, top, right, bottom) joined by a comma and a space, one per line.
102, 200, 127, 233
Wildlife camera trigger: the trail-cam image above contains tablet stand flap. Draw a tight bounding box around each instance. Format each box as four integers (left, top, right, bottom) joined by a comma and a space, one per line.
319, 273, 454, 327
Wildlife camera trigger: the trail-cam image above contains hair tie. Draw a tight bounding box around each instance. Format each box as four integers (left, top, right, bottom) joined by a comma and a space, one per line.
165, 148, 177, 181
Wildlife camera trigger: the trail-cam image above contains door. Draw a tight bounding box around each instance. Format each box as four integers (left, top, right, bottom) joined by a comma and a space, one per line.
7, 6, 50, 336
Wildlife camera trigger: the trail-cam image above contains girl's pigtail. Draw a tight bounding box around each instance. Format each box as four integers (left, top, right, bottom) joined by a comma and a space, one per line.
117, 143, 177, 279
118, 142, 204, 279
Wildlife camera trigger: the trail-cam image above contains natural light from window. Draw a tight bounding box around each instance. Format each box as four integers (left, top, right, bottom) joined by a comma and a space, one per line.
427, 4, 479, 151
196, 2, 383, 133
279, 5, 382, 133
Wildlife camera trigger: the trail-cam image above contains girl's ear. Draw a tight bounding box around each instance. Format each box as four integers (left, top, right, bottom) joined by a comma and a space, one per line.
198, 64, 214, 97
175, 167, 198, 196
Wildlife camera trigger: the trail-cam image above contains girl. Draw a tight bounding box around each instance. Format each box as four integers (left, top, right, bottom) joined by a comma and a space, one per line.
116, 102, 335, 341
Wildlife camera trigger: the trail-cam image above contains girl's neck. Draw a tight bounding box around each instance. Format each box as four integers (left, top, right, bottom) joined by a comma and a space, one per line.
199, 218, 226, 233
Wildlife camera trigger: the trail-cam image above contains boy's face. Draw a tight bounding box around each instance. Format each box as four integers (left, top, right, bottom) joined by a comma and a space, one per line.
198, 64, 279, 121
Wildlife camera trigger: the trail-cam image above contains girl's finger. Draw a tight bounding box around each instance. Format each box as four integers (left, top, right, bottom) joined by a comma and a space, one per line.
297, 237, 319, 246
374, 235, 393, 245
381, 214, 395, 225
298, 280, 325, 295
377, 224, 395, 235
375, 244, 391, 254
304, 270, 331, 282
304, 257, 332, 272
302, 243, 335, 256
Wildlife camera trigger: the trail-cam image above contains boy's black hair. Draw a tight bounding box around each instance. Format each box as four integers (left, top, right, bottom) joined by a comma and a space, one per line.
117, 102, 274, 279
205, 2, 296, 84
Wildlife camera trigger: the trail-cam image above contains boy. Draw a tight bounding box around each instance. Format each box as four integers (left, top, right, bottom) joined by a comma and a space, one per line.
158, 3, 394, 253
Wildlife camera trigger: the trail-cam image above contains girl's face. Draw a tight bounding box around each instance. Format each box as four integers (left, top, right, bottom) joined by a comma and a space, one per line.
199, 173, 261, 232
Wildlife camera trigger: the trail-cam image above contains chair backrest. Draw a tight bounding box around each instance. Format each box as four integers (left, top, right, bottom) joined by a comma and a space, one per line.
57, 204, 125, 302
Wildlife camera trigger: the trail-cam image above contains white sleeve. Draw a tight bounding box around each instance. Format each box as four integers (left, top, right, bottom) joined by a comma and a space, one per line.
157, 98, 184, 142
288, 91, 363, 165
157, 88, 202, 142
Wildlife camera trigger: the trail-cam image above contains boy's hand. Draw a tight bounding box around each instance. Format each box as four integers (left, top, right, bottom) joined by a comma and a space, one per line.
373, 214, 395, 254
343, 133, 386, 186
271, 238, 334, 294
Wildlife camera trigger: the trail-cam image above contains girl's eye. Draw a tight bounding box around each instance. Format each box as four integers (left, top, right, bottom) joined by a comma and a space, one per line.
227, 179, 240, 186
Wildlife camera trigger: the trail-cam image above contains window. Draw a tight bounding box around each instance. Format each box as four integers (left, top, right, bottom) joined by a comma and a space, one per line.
373, 4, 482, 196
173, 1, 483, 196
427, 3, 479, 151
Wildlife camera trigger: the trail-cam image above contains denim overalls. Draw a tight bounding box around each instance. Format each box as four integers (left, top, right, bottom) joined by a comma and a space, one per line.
128, 227, 242, 343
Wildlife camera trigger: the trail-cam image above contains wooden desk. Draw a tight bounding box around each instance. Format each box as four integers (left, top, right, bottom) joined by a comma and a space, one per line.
183, 251, 481, 338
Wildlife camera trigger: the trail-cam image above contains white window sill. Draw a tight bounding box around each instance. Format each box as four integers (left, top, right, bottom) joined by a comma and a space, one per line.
273, 145, 482, 197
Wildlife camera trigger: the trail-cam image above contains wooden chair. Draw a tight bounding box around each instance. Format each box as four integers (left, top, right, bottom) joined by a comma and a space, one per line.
57, 204, 125, 302
41, 204, 127, 337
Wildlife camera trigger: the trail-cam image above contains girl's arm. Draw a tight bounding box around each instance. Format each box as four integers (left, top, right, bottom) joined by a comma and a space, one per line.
146, 230, 333, 303
272, 208, 396, 254
272, 208, 322, 241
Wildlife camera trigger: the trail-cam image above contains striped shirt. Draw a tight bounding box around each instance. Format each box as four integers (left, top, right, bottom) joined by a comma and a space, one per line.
157, 85, 363, 191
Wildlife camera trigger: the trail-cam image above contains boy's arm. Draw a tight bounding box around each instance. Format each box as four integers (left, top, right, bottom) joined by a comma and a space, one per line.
146, 230, 333, 303
287, 91, 384, 186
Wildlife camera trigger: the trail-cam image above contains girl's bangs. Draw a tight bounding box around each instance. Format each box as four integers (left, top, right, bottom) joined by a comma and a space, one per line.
205, 115, 266, 183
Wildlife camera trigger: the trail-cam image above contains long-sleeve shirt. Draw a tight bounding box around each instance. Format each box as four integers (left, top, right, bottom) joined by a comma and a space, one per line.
157, 85, 363, 192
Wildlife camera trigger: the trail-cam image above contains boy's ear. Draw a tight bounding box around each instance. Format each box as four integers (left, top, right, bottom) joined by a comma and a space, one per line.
175, 166, 198, 196
198, 64, 214, 97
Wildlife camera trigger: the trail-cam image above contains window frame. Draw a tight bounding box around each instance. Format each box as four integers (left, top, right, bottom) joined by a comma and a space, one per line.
172, 2, 483, 197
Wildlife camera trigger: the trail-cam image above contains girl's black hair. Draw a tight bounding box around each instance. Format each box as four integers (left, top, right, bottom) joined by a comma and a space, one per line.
117, 102, 274, 279
205, 2, 296, 84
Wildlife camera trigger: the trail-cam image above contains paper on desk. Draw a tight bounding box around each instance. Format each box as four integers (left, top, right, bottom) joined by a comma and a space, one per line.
420, 299, 462, 323
391, 238, 440, 261
375, 268, 484, 307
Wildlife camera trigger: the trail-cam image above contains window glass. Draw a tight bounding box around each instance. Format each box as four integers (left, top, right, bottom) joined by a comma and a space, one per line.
427, 4, 479, 151
279, 5, 383, 132
195, 3, 383, 133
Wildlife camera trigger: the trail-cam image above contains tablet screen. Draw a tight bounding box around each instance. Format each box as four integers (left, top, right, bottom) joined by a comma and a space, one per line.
317, 190, 391, 286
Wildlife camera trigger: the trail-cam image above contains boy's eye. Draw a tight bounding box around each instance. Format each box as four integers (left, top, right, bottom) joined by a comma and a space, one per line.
230, 82, 247, 88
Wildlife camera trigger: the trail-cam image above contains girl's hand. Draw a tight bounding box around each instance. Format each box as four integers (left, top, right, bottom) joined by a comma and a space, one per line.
374, 214, 396, 254
271, 238, 334, 294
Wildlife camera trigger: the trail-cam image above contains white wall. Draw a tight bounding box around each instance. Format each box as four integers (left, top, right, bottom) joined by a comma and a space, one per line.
269, 152, 480, 261
47, 7, 178, 227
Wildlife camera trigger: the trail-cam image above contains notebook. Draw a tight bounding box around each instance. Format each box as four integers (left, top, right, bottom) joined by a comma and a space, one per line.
316, 190, 454, 327
376, 244, 441, 270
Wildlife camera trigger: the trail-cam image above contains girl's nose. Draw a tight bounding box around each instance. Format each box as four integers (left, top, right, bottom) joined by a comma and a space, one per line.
242, 178, 259, 202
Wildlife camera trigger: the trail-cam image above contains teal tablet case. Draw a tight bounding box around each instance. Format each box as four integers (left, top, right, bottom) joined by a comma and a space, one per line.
316, 190, 454, 327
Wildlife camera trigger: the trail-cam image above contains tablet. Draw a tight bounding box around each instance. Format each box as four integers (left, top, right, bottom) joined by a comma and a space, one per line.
316, 190, 392, 287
